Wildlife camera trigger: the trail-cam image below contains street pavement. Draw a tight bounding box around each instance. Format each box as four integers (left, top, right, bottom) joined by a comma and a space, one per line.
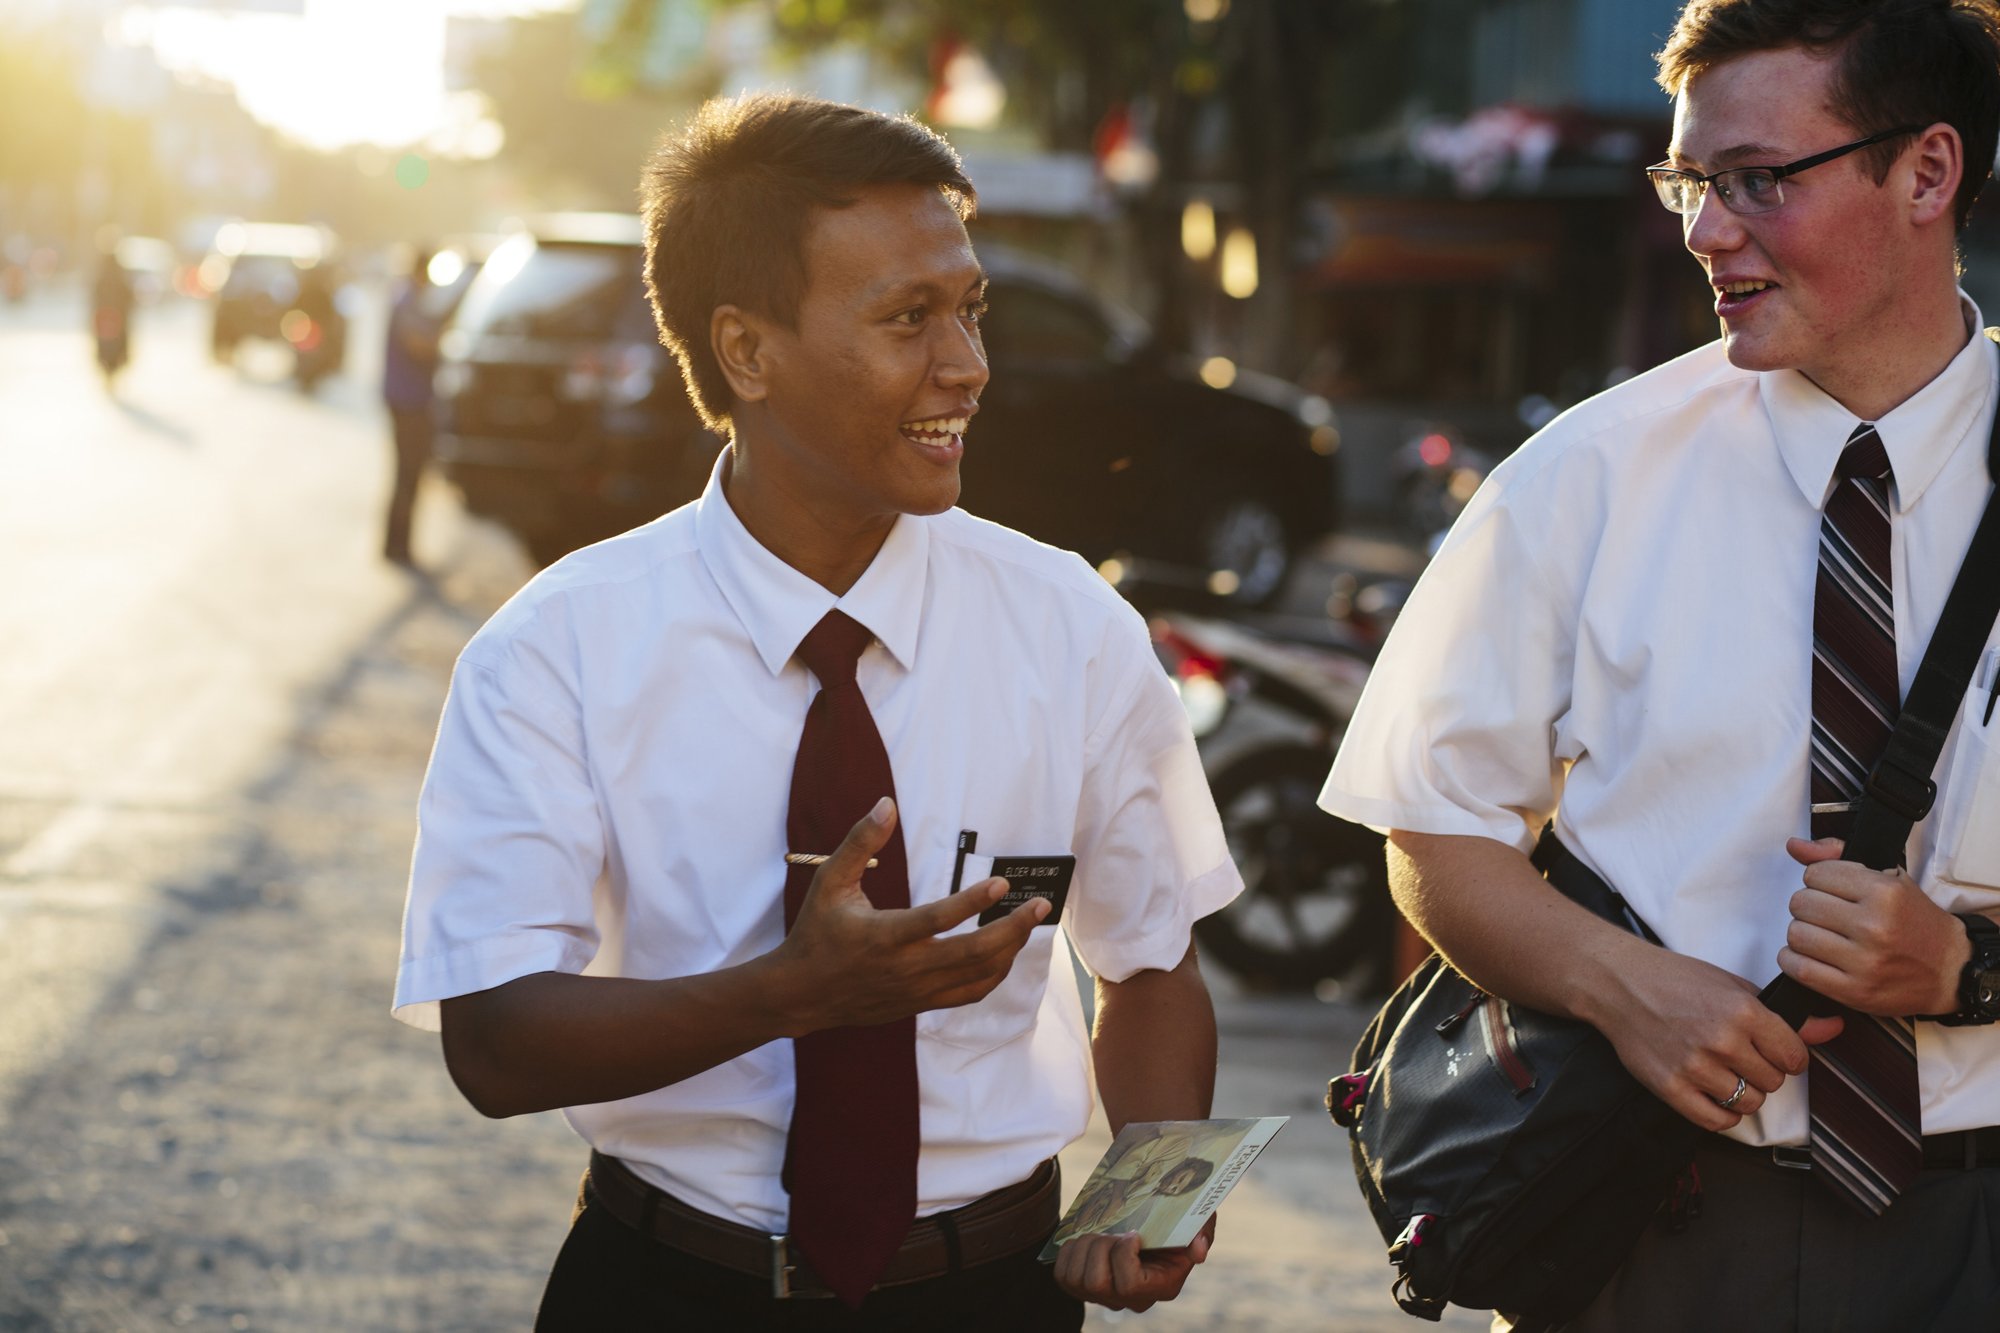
0, 287, 1485, 1331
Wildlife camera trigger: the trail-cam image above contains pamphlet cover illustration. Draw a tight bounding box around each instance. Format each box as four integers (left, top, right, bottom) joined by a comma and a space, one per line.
1040, 1116, 1288, 1258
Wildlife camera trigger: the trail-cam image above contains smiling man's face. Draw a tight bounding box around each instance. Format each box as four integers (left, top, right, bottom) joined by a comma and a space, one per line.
752, 182, 988, 527
1671, 45, 1919, 389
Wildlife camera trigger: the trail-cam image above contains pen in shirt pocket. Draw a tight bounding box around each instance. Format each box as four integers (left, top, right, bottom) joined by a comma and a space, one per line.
949, 829, 978, 895
1984, 649, 1999, 725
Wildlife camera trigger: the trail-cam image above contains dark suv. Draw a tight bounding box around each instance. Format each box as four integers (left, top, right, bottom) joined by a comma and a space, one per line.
962, 250, 1338, 604
432, 214, 720, 566
433, 216, 1339, 600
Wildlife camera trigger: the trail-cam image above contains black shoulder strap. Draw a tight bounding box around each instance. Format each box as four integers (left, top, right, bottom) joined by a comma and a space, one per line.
1843, 490, 2000, 869
1532, 827, 1664, 945
1762, 362, 2000, 1026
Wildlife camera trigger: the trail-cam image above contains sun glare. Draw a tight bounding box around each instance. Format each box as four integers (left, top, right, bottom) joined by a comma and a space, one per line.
113, 0, 565, 154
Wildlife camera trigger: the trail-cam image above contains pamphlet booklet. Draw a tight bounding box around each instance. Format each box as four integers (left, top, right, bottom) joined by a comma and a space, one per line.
1040, 1116, 1288, 1258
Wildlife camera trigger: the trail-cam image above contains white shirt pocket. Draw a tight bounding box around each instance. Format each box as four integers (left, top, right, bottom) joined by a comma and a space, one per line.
1936, 648, 2000, 889
916, 842, 1063, 1056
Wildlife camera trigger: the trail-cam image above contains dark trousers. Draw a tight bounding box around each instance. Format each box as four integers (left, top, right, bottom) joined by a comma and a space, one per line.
535, 1185, 1085, 1333
1525, 1140, 2000, 1332
383, 405, 432, 564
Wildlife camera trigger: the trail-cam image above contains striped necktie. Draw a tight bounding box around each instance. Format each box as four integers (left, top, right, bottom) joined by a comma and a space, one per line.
1806, 423, 1922, 1213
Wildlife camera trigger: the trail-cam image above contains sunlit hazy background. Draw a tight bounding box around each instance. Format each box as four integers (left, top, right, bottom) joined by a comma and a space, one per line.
2, 0, 1740, 426
16, 0, 2000, 456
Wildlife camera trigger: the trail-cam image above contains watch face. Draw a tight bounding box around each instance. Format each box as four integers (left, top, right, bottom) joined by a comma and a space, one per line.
1977, 968, 2000, 1015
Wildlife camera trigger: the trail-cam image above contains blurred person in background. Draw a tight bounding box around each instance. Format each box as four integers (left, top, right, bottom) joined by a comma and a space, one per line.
1322, 2, 2000, 1329
90, 230, 134, 392
394, 93, 1239, 1329
381, 247, 438, 569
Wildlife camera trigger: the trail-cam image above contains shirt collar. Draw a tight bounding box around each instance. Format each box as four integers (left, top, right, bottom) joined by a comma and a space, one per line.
1762, 294, 1996, 514
693, 449, 930, 678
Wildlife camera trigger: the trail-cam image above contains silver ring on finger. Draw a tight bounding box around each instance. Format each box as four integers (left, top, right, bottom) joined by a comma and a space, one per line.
1716, 1075, 1748, 1110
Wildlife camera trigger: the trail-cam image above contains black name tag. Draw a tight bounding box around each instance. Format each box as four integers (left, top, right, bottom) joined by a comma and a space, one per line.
977, 856, 1076, 926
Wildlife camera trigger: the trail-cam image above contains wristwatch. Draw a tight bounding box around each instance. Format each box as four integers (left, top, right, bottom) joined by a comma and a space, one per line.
1935, 913, 2000, 1027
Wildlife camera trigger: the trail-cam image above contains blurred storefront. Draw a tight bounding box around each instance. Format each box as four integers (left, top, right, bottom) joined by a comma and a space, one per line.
1300, 110, 1711, 410
1242, 0, 1708, 518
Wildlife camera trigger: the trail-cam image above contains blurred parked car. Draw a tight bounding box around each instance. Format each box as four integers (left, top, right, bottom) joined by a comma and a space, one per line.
417, 235, 497, 325
432, 216, 1342, 598
201, 221, 348, 387
112, 236, 178, 304
965, 250, 1339, 605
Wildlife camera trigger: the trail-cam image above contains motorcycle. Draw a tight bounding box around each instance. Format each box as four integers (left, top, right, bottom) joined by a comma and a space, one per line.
1142, 589, 1406, 995
90, 250, 138, 390
1390, 424, 1495, 551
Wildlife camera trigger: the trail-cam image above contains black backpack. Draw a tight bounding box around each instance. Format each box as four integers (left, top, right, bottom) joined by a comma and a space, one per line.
1329, 833, 1700, 1325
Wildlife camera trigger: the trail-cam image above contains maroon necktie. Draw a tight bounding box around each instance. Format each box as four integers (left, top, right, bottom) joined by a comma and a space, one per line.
1806, 424, 1922, 1213
782, 609, 919, 1306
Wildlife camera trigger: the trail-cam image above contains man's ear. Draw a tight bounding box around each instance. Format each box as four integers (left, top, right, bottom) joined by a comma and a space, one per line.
712, 304, 772, 405
1908, 122, 1963, 228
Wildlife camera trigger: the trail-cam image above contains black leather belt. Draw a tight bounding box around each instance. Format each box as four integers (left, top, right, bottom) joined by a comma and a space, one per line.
584, 1152, 1061, 1300
1714, 1126, 2000, 1173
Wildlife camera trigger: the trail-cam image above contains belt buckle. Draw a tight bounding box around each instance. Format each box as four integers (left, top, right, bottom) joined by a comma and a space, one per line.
1770, 1145, 1814, 1171
769, 1234, 796, 1299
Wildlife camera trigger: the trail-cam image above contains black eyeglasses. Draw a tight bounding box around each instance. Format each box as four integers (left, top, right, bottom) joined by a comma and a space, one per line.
1646, 125, 1924, 216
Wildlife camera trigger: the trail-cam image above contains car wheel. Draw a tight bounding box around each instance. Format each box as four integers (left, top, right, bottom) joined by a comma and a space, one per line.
1193, 744, 1392, 991
1197, 496, 1291, 606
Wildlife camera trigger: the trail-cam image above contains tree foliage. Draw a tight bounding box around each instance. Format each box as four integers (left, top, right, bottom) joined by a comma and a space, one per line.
741, 0, 1349, 368
582, 0, 1370, 370
0, 25, 90, 191
470, 12, 696, 211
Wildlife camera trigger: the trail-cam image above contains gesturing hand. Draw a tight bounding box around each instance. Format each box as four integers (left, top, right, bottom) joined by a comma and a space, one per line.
1777, 836, 1968, 1018
773, 798, 1048, 1034
1053, 1215, 1213, 1312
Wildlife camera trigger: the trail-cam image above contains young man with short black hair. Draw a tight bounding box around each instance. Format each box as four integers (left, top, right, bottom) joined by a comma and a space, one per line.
395, 93, 1239, 1329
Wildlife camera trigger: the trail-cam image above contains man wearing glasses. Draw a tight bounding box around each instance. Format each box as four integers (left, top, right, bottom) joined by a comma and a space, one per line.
1321, 1, 2000, 1327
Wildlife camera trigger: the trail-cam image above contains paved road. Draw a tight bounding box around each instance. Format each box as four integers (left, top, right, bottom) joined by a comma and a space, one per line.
0, 289, 1484, 1331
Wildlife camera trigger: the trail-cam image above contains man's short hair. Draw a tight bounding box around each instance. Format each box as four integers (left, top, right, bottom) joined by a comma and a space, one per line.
1655, 0, 2000, 231
638, 93, 977, 435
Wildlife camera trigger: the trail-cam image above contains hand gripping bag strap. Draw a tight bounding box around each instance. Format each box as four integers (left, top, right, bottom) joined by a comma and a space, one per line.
1764, 423, 2000, 1024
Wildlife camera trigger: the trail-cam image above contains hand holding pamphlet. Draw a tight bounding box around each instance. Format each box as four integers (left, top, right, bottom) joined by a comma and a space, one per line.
1041, 1117, 1288, 1259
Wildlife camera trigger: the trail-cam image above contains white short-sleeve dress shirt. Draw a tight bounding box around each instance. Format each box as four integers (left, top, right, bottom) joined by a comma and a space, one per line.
1321, 306, 2000, 1148
395, 454, 1241, 1232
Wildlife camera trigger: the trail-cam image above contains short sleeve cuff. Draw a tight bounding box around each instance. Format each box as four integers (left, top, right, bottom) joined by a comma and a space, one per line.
391, 929, 597, 1032
1077, 856, 1243, 984
1316, 785, 1540, 855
